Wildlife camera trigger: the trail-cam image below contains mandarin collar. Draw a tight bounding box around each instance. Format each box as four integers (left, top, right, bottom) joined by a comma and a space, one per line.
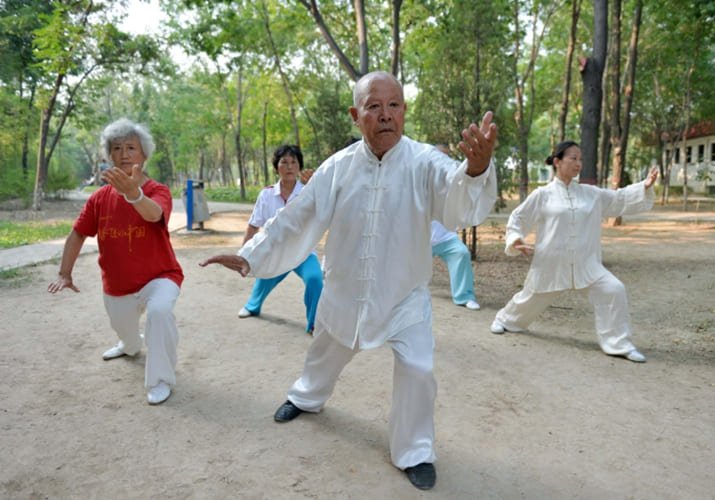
552, 176, 577, 188
361, 136, 405, 163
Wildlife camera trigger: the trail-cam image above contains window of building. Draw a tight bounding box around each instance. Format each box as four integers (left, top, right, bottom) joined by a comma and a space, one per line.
711, 143, 715, 162
675, 148, 680, 164
686, 146, 692, 163
697, 144, 705, 162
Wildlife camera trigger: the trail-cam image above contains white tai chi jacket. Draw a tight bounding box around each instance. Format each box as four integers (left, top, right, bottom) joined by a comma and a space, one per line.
505, 177, 655, 294
239, 137, 497, 349
430, 221, 459, 246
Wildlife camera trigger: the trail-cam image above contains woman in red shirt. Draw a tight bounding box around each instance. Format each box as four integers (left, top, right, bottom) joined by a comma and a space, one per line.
48, 118, 183, 405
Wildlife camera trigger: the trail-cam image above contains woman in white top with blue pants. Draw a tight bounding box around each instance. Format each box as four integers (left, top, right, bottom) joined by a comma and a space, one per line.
238, 145, 323, 333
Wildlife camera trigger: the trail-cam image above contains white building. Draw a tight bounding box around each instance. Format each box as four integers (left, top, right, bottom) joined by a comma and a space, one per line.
663, 122, 715, 195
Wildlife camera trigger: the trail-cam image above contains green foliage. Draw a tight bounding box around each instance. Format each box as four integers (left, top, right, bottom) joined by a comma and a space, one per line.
0, 220, 73, 248
170, 185, 262, 203
1, 0, 712, 205
0, 166, 32, 203
205, 185, 262, 203
45, 167, 77, 193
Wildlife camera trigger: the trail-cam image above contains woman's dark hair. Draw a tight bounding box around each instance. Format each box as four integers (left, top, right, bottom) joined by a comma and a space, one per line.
545, 141, 580, 166
272, 144, 304, 170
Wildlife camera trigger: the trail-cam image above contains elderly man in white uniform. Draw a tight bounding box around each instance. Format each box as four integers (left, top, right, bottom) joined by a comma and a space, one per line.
200, 71, 498, 490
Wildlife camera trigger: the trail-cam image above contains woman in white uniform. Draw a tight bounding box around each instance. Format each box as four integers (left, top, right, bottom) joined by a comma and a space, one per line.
491, 141, 658, 362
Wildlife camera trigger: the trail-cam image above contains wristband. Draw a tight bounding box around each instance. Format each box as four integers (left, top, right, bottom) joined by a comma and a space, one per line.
123, 186, 144, 204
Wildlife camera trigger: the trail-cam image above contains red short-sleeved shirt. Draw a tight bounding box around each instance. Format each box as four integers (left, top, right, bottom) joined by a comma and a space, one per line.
74, 180, 184, 296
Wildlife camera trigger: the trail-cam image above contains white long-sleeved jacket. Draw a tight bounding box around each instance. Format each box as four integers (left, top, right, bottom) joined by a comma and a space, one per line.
505, 177, 654, 293
239, 137, 497, 349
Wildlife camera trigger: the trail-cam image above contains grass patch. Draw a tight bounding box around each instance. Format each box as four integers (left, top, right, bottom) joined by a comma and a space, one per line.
0, 267, 32, 288
0, 220, 73, 249
170, 185, 261, 204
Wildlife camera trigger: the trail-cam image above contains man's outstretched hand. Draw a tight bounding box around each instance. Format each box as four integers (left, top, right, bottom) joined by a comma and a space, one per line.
459, 110, 498, 177
199, 254, 251, 277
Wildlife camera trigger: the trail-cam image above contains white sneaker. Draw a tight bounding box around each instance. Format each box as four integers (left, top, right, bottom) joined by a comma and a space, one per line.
147, 381, 171, 405
102, 342, 136, 360
464, 300, 481, 311
238, 307, 253, 318
625, 350, 646, 363
490, 320, 506, 334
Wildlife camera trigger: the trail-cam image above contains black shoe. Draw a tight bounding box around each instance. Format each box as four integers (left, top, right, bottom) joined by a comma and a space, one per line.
274, 400, 304, 423
405, 462, 436, 490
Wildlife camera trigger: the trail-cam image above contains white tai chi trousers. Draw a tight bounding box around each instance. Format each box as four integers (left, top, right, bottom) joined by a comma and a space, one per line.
495, 270, 637, 355
102, 278, 180, 388
287, 315, 437, 470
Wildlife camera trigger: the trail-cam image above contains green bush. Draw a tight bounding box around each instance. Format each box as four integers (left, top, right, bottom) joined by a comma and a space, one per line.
45, 167, 77, 194
170, 184, 261, 204
205, 185, 261, 203
0, 168, 32, 203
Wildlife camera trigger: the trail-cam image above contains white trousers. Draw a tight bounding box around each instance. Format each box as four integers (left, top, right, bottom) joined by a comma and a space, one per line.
103, 278, 180, 388
287, 315, 437, 469
495, 270, 636, 355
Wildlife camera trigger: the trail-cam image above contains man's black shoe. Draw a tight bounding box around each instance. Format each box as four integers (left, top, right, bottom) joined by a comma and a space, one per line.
273, 400, 304, 423
404, 462, 436, 490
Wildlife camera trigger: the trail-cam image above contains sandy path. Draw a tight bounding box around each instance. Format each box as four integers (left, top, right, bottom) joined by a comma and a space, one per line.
1, 210, 713, 499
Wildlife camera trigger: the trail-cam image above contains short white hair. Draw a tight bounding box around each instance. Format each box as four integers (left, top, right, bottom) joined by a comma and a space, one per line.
352, 71, 404, 107
100, 118, 155, 163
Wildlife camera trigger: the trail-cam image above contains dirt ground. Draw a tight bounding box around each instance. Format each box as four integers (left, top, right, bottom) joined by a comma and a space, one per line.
1, 201, 714, 499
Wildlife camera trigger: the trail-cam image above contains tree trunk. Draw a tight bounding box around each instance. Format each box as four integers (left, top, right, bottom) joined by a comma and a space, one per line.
619, 0, 642, 179
608, 0, 622, 192
32, 71, 64, 211
390, 0, 403, 77
354, 0, 368, 75
298, 0, 361, 81
261, 1, 300, 147
21, 81, 36, 180
262, 101, 269, 186
558, 0, 581, 142
598, 100, 611, 186
578, 0, 608, 185
611, 0, 643, 225
235, 67, 246, 200
681, 66, 694, 209
511, 0, 555, 201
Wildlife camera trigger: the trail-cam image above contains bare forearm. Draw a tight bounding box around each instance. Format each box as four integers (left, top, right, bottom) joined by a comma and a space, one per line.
123, 186, 164, 222
242, 224, 259, 246
58, 230, 86, 278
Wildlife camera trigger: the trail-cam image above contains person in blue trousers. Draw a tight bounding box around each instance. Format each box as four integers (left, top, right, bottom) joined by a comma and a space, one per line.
238, 145, 323, 333
431, 221, 481, 310
431, 144, 480, 311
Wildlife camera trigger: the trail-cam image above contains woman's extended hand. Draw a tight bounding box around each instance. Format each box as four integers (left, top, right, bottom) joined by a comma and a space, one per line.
644, 166, 659, 189
48, 275, 80, 294
513, 239, 534, 257
199, 254, 251, 277
102, 164, 143, 199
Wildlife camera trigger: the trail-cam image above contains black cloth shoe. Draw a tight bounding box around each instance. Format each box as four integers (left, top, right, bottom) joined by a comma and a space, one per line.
405, 462, 436, 490
273, 400, 304, 423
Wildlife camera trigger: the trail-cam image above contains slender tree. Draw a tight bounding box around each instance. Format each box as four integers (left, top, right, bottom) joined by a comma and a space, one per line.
511, 0, 557, 201
578, 0, 608, 185
611, 0, 642, 190
297, 0, 362, 80
557, 0, 581, 142
260, 0, 301, 146
31, 1, 159, 209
